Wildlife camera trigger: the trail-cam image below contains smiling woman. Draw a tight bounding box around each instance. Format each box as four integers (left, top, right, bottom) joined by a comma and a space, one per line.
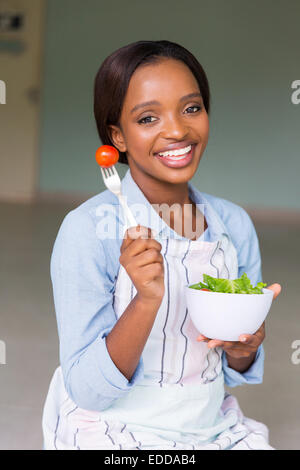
42, 39, 280, 451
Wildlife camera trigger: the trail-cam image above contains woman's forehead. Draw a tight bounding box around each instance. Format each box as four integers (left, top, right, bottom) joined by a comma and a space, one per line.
123, 60, 200, 110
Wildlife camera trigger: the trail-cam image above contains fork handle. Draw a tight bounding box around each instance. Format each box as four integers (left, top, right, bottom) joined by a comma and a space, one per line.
117, 193, 138, 228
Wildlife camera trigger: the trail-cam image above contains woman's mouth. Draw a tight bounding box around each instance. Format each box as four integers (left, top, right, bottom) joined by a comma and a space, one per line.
154, 144, 196, 168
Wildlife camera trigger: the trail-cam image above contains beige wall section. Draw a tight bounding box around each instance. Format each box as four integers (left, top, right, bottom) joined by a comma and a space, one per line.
0, 0, 46, 202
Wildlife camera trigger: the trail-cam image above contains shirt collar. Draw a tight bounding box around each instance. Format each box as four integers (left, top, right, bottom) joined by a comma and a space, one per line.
121, 167, 229, 241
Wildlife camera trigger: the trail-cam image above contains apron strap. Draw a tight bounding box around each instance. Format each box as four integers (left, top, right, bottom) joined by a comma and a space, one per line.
219, 234, 239, 279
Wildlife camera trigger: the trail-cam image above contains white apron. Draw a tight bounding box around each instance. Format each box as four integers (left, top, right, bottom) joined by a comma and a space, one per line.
42, 233, 273, 450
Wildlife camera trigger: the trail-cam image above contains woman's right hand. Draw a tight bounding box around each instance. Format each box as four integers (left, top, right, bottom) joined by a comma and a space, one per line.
119, 225, 165, 304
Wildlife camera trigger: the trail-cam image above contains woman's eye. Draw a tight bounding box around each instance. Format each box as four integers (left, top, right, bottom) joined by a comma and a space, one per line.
138, 116, 156, 125
185, 105, 202, 113
138, 105, 202, 125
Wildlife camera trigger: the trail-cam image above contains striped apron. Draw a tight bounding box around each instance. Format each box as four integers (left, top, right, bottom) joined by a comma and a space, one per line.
42, 233, 273, 450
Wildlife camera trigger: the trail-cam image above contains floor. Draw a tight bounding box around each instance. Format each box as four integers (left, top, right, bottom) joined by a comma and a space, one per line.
0, 200, 299, 450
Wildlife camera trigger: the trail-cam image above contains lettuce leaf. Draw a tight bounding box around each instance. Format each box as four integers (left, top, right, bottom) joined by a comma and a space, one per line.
189, 272, 267, 294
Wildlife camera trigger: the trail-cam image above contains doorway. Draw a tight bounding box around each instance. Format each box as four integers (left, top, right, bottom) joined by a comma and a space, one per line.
0, 0, 46, 202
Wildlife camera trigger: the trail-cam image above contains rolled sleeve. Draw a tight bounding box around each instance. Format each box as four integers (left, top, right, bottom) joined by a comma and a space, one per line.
222, 344, 264, 387
236, 208, 263, 285
67, 332, 144, 410
50, 208, 144, 411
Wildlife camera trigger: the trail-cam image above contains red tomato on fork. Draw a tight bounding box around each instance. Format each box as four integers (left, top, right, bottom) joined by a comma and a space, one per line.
95, 145, 119, 168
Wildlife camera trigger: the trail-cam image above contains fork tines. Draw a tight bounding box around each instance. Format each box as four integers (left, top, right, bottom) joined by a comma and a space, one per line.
101, 166, 116, 177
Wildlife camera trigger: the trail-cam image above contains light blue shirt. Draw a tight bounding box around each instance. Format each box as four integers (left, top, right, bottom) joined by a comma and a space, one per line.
50, 168, 265, 411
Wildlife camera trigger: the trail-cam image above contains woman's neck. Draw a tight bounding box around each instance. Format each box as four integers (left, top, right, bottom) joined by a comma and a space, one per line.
129, 166, 207, 240
129, 166, 191, 207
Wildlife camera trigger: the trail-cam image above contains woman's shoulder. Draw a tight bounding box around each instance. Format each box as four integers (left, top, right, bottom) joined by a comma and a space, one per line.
200, 191, 251, 223
50, 189, 122, 283
190, 181, 252, 224
53, 188, 122, 260
58, 188, 120, 234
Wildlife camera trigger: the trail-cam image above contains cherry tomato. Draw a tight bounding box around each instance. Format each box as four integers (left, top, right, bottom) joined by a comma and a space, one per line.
95, 145, 119, 168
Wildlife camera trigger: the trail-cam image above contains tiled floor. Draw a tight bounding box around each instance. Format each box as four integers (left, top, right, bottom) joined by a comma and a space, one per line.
0, 201, 299, 450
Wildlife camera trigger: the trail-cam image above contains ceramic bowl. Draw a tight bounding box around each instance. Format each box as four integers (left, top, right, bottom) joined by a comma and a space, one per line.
184, 286, 274, 341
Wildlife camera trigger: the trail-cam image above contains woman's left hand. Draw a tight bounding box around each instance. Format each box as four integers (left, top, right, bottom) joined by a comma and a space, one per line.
197, 322, 265, 358
196, 283, 282, 359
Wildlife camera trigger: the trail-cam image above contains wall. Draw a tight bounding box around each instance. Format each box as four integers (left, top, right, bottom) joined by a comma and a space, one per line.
38, 0, 300, 210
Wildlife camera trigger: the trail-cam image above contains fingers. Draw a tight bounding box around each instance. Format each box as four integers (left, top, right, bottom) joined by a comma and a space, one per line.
121, 226, 151, 252
196, 322, 265, 350
125, 225, 155, 240
239, 322, 265, 344
197, 334, 210, 342
119, 226, 164, 279
133, 248, 164, 268
266, 283, 282, 299
205, 338, 257, 353
121, 238, 163, 262
197, 334, 242, 349
120, 226, 161, 255
197, 334, 224, 349
139, 262, 165, 281
206, 339, 226, 349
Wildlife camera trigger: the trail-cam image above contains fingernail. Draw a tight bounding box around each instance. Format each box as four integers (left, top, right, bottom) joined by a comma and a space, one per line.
241, 336, 248, 342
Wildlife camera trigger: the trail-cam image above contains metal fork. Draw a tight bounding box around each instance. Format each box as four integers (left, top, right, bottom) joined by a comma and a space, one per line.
100, 165, 138, 229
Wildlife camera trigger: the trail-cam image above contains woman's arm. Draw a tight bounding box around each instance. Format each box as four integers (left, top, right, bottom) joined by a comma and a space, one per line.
106, 294, 161, 381
106, 225, 165, 381
51, 210, 146, 411
225, 351, 257, 373
51, 211, 164, 411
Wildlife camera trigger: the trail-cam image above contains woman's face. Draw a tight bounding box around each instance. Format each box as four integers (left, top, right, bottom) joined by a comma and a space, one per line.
109, 58, 209, 186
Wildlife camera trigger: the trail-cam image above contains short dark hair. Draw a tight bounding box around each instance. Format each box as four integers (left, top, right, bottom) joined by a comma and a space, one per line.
94, 40, 210, 165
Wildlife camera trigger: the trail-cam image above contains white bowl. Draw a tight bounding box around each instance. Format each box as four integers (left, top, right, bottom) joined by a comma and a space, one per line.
184, 286, 274, 341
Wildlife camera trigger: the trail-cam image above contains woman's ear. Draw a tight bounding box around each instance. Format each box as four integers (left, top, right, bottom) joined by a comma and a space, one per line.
108, 125, 127, 153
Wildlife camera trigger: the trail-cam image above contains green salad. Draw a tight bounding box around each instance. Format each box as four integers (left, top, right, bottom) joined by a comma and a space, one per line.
189, 273, 267, 294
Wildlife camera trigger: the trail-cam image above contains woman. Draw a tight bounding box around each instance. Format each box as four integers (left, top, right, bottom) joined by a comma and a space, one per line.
42, 40, 281, 450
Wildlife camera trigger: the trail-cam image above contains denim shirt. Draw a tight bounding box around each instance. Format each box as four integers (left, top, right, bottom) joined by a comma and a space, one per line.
50, 168, 265, 411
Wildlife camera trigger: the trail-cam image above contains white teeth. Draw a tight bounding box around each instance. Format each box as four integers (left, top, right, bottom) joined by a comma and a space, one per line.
164, 153, 188, 161
158, 144, 192, 158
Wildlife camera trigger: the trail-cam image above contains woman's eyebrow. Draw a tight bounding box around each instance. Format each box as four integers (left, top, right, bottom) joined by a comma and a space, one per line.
130, 92, 202, 114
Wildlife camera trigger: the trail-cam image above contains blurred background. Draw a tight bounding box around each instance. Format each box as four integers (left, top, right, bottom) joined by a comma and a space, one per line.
0, 0, 299, 450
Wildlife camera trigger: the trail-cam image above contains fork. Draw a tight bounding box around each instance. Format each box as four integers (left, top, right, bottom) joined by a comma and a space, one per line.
100, 165, 138, 229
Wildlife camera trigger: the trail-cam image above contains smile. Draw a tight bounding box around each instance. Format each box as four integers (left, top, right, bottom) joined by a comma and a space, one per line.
154, 144, 196, 169
158, 144, 192, 159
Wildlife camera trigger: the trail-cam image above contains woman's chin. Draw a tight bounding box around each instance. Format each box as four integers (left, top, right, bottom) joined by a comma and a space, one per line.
128, 154, 200, 185
154, 158, 200, 183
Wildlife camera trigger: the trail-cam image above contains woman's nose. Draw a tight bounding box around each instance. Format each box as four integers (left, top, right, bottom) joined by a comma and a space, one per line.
162, 114, 189, 139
